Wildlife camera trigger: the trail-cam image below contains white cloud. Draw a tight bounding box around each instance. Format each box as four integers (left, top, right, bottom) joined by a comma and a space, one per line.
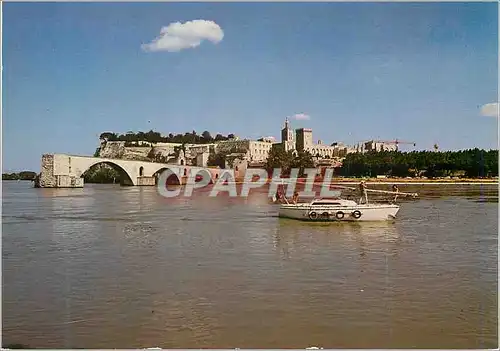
141, 19, 224, 53
292, 113, 311, 121
480, 102, 499, 117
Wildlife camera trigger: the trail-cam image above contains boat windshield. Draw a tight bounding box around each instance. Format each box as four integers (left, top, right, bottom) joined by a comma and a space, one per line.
311, 199, 343, 205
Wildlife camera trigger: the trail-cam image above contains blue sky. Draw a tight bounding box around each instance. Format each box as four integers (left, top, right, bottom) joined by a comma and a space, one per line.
3, 2, 498, 171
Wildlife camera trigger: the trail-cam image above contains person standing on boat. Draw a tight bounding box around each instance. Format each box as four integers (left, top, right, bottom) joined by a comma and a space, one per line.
275, 187, 285, 203
392, 184, 399, 203
358, 181, 368, 204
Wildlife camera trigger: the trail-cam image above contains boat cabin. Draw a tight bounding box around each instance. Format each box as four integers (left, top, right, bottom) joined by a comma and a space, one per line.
309, 198, 358, 206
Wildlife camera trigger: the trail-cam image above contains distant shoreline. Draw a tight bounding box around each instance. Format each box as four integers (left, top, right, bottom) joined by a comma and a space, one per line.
3, 174, 497, 186
231, 177, 498, 185
321, 178, 498, 184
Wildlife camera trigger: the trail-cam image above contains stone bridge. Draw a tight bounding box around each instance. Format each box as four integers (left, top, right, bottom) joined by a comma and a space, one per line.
36, 154, 222, 188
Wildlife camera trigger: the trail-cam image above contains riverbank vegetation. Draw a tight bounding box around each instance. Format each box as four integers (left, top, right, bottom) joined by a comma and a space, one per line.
337, 149, 498, 178
2, 171, 37, 180
100, 130, 236, 145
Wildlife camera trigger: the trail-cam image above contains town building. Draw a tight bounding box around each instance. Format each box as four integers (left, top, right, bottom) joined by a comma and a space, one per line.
215, 118, 358, 168
282, 119, 352, 159
295, 128, 313, 151
214, 139, 274, 165
114, 118, 397, 170
355, 140, 398, 153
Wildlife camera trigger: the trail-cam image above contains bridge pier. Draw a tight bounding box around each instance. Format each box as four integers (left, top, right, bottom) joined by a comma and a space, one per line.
137, 176, 156, 186
35, 155, 84, 188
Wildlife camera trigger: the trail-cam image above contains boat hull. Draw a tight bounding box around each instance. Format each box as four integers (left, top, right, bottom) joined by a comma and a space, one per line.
278, 203, 400, 222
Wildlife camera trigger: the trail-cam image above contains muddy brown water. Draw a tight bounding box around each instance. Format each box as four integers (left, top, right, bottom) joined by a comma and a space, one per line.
2, 181, 498, 348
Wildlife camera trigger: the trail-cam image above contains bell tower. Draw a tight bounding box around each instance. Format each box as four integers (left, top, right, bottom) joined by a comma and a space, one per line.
281, 117, 295, 151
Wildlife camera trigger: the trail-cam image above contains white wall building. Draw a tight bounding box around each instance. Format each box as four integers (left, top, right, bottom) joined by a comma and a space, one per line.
132, 118, 392, 169
214, 139, 273, 163
354, 140, 398, 153
295, 127, 349, 158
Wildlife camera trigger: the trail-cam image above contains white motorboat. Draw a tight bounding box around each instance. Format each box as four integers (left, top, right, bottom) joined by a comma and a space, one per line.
276, 185, 418, 222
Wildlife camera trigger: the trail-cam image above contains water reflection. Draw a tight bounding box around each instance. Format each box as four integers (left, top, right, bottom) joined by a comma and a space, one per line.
275, 219, 401, 257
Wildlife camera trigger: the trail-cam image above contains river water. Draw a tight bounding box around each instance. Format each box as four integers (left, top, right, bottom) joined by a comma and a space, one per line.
2, 180, 498, 348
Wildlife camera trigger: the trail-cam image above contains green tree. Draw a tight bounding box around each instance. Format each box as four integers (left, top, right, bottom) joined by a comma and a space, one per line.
265, 147, 295, 175
99, 132, 117, 141
83, 164, 122, 184
18, 171, 37, 180
214, 134, 227, 141
291, 151, 315, 177
202, 131, 213, 142
207, 153, 226, 168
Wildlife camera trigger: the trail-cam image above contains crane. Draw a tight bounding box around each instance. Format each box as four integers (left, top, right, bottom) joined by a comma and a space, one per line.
374, 139, 416, 147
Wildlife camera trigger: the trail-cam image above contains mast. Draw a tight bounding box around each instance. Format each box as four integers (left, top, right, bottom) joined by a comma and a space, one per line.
331, 184, 418, 197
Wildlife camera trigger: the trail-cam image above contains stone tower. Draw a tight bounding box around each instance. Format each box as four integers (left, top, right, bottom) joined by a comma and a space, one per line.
281, 117, 295, 152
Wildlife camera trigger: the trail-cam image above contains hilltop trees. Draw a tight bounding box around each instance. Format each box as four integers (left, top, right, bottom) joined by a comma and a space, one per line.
201, 131, 212, 141
99, 130, 237, 145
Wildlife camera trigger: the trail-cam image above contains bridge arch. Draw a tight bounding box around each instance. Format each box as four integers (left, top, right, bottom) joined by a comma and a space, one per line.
192, 168, 213, 185
153, 167, 181, 186
81, 161, 135, 186
151, 166, 215, 186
